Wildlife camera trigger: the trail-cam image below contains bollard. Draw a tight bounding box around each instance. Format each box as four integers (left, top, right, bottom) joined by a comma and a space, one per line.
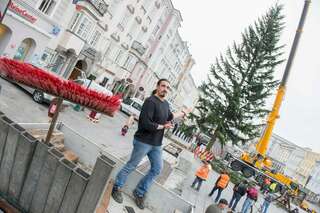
59, 168, 90, 213
29, 148, 63, 213
76, 155, 116, 213
0, 123, 25, 196
8, 131, 37, 203
0, 116, 14, 166
43, 158, 76, 213
19, 140, 53, 211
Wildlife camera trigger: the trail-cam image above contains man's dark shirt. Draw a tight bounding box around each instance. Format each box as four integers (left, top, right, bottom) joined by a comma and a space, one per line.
234, 183, 247, 196
134, 95, 173, 146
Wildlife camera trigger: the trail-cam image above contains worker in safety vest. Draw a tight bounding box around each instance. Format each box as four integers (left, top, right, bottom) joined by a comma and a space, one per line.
269, 182, 277, 192
261, 177, 271, 193
208, 170, 230, 203
191, 161, 211, 191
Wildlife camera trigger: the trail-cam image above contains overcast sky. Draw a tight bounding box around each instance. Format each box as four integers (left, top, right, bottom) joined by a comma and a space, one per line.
172, 0, 320, 153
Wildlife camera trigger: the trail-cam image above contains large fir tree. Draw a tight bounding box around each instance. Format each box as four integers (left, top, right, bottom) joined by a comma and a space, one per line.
194, 4, 285, 150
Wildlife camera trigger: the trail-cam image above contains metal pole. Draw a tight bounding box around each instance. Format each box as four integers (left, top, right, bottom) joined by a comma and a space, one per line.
0, 0, 11, 23
281, 0, 311, 86
45, 97, 63, 144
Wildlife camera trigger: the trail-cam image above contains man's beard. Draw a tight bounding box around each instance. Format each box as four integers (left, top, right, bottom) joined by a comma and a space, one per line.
159, 92, 166, 98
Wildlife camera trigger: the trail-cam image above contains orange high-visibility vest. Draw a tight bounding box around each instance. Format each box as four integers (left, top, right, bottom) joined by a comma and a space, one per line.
216, 174, 230, 189
196, 166, 210, 180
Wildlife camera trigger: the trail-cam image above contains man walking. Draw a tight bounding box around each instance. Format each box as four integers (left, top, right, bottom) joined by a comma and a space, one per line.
241, 183, 258, 213
191, 161, 210, 191
229, 180, 248, 211
208, 170, 230, 203
111, 79, 190, 209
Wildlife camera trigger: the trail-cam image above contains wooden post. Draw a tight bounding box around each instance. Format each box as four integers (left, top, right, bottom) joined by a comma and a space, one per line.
45, 97, 63, 144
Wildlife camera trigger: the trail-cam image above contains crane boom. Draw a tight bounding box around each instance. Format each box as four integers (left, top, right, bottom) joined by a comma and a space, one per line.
256, 0, 311, 156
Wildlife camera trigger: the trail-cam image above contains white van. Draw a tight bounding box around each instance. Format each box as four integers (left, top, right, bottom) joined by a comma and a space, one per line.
74, 79, 113, 96
120, 97, 143, 119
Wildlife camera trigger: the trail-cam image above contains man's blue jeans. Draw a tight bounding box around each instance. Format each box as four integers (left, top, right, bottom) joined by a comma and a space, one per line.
241, 197, 254, 213
261, 200, 271, 213
229, 192, 242, 211
114, 139, 163, 197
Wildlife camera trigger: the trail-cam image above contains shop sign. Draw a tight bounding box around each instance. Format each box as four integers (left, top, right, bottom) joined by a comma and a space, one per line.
9, 2, 37, 23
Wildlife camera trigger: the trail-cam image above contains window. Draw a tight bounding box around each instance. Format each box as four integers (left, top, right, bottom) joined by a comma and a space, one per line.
132, 102, 142, 111
152, 25, 160, 36
108, 0, 121, 17
76, 16, 93, 40
100, 77, 109, 86
128, 20, 139, 39
118, 10, 132, 30
127, 33, 133, 41
90, 30, 102, 47
69, 13, 82, 31
51, 55, 65, 73
140, 6, 147, 15
38, 0, 57, 16
142, 0, 152, 10
115, 50, 124, 64
123, 55, 134, 70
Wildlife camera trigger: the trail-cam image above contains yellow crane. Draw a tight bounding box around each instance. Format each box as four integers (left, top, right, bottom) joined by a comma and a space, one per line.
229, 0, 311, 196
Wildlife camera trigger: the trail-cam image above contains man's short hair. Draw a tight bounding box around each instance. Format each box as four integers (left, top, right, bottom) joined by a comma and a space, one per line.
157, 78, 169, 86
218, 198, 228, 205
205, 204, 222, 213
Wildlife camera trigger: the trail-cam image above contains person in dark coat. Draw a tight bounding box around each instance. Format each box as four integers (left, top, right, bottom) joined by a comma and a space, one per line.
229, 180, 248, 211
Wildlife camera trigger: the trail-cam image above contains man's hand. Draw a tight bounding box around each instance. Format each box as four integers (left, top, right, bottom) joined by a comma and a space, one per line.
164, 122, 174, 129
181, 107, 193, 118
182, 107, 193, 114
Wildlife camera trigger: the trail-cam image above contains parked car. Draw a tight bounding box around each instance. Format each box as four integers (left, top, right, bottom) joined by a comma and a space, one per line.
0, 63, 87, 104
73, 79, 113, 96
0, 73, 61, 104
120, 97, 143, 119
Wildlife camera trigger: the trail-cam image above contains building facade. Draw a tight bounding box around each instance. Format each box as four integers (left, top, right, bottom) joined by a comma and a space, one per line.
267, 134, 296, 173
1, 0, 198, 108
0, 0, 73, 65
306, 161, 320, 202
268, 134, 320, 186
295, 150, 320, 185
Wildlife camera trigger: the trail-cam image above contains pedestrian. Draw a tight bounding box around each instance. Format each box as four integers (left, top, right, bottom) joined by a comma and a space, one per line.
191, 161, 210, 191
121, 114, 135, 136
216, 199, 230, 212
48, 97, 59, 122
261, 177, 271, 193
241, 183, 258, 213
208, 170, 230, 203
205, 199, 231, 213
260, 191, 276, 213
269, 182, 277, 193
229, 180, 248, 212
111, 79, 191, 209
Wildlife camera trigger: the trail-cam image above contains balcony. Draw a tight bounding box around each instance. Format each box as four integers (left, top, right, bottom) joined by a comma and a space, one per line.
81, 44, 98, 60
131, 41, 146, 56
85, 0, 108, 16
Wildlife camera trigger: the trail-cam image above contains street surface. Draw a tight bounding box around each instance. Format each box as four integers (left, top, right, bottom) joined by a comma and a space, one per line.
0, 77, 318, 213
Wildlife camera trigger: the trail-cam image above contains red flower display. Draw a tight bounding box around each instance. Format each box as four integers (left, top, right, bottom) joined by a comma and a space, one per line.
0, 58, 120, 116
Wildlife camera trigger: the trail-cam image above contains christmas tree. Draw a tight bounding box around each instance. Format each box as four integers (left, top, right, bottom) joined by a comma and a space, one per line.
195, 4, 285, 150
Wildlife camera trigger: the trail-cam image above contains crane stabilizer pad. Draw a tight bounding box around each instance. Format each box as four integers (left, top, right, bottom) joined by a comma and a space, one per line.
125, 206, 135, 213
